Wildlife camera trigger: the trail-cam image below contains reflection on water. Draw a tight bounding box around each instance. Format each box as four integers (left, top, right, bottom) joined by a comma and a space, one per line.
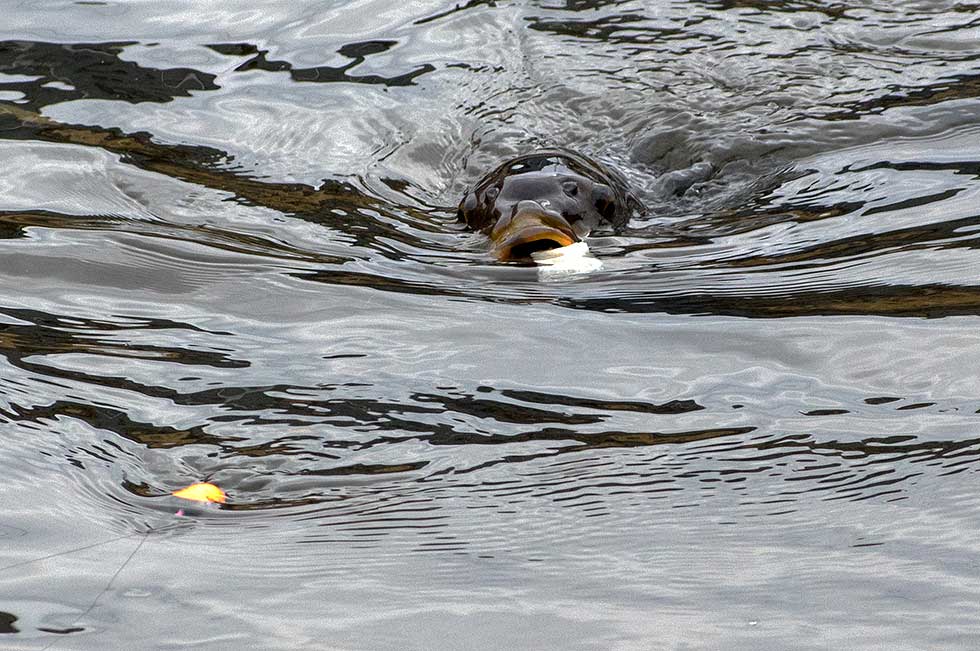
2, 0, 980, 649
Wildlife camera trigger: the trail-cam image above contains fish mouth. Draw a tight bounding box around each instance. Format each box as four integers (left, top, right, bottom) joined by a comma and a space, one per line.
490, 211, 579, 261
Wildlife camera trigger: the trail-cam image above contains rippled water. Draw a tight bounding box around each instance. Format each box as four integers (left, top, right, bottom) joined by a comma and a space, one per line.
2, 1, 980, 649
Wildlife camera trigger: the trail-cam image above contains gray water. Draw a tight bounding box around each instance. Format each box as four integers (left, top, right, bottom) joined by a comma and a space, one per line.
1, 1, 980, 649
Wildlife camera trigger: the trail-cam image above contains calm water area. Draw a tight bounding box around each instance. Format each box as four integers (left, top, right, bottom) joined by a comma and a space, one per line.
1, 1, 980, 649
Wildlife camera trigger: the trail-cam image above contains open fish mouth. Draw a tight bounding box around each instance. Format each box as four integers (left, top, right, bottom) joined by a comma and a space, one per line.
490, 211, 579, 261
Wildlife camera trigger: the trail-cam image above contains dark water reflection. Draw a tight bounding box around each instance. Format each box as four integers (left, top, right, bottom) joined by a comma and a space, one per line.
2, 0, 980, 649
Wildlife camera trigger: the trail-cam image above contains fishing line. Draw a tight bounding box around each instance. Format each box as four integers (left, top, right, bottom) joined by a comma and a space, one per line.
0, 533, 140, 573
38, 531, 149, 651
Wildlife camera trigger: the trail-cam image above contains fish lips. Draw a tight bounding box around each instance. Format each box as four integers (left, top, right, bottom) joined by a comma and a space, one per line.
489, 210, 580, 261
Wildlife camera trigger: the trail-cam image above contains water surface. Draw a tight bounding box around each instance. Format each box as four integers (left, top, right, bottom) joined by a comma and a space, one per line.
1, 1, 980, 649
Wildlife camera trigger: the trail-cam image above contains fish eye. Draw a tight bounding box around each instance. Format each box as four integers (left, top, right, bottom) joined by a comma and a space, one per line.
592, 184, 616, 219
484, 186, 499, 202
561, 181, 578, 197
